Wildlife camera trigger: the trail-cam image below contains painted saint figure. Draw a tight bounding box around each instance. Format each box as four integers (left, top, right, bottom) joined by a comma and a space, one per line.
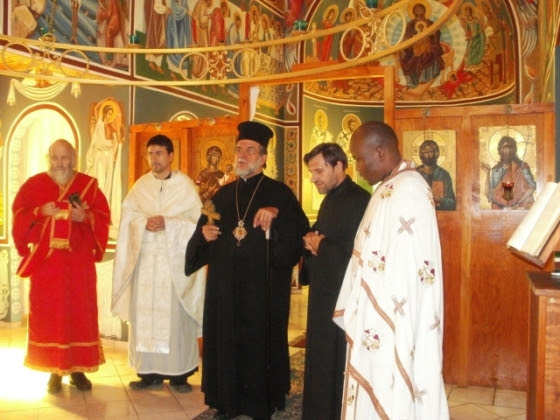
417, 139, 456, 211
481, 135, 536, 209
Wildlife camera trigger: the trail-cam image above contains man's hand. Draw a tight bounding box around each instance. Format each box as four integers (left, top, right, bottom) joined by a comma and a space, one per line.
40, 202, 58, 217
202, 224, 221, 242
146, 215, 165, 232
71, 202, 87, 222
303, 231, 325, 256
253, 207, 279, 232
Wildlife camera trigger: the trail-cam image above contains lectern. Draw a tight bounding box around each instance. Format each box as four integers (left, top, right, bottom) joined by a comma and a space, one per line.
527, 271, 560, 419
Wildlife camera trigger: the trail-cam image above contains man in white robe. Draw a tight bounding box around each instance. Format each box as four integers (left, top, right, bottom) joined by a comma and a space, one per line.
334, 121, 449, 419
112, 134, 206, 392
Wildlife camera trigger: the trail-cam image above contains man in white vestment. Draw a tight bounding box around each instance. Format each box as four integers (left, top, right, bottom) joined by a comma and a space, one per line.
333, 121, 449, 419
112, 134, 206, 392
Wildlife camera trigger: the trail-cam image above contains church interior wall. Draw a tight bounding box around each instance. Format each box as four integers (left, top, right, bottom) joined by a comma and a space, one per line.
0, 0, 558, 393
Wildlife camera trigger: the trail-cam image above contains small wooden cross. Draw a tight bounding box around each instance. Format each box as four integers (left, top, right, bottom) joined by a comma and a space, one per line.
202, 200, 221, 225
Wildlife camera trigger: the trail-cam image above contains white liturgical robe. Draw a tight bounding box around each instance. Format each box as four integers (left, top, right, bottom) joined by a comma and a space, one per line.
112, 170, 206, 375
334, 161, 449, 420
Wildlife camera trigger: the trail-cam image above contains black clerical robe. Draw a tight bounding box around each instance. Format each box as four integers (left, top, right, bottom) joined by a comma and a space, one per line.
302, 176, 370, 420
186, 173, 309, 419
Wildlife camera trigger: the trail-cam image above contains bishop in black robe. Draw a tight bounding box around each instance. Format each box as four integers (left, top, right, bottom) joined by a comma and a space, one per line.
186, 173, 309, 419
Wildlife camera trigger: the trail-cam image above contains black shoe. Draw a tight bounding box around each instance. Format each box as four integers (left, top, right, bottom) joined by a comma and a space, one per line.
169, 381, 192, 393
47, 373, 62, 394
129, 377, 164, 390
70, 372, 92, 391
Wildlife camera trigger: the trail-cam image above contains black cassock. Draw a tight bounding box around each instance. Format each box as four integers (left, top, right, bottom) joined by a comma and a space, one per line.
186, 173, 309, 419
301, 176, 370, 420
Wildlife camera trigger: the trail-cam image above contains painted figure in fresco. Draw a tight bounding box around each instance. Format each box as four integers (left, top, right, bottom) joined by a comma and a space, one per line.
319, 5, 338, 62
10, 0, 47, 38
210, 1, 229, 46
97, 0, 128, 67
260, 14, 272, 55
86, 100, 124, 232
144, 0, 168, 74
310, 109, 333, 146
197, 145, 225, 202
166, 0, 192, 79
399, 1, 444, 90
461, 4, 485, 69
192, 0, 212, 78
416, 139, 456, 211
481, 135, 536, 209
339, 7, 360, 60
336, 114, 360, 154
481, 1, 507, 87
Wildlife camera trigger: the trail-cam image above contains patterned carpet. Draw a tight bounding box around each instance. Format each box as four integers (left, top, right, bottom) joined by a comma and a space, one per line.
192, 350, 305, 419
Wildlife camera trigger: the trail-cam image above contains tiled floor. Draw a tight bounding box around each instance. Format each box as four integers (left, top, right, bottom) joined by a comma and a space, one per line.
0, 286, 526, 419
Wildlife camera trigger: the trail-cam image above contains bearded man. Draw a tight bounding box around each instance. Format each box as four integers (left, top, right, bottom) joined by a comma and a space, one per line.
12, 139, 110, 393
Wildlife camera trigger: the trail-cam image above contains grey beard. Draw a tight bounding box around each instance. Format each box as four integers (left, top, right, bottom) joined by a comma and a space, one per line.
49, 169, 74, 185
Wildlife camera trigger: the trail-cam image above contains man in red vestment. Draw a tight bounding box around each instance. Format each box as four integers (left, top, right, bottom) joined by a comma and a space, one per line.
12, 139, 110, 393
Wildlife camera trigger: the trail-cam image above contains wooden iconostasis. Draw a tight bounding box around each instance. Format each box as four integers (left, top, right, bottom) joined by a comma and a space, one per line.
394, 103, 555, 390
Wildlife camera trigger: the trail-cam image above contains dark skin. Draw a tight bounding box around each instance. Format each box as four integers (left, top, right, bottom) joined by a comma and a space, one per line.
349, 121, 402, 186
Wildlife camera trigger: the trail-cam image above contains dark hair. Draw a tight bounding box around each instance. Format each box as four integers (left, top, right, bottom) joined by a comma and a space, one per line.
419, 139, 440, 157
147, 134, 174, 153
303, 142, 348, 170
497, 135, 521, 163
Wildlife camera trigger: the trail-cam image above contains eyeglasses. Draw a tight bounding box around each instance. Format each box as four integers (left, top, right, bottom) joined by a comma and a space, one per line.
235, 146, 259, 156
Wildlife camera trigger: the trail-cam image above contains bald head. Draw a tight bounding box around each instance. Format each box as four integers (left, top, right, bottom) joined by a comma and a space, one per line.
349, 121, 401, 185
48, 139, 77, 185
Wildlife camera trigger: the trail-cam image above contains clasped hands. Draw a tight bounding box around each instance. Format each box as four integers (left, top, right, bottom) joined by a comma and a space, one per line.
146, 215, 165, 232
201, 206, 279, 242
303, 231, 325, 256
40, 201, 88, 222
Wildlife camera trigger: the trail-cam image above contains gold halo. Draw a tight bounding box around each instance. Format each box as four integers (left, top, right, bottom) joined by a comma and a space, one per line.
487, 127, 527, 163
342, 113, 361, 132
460, 3, 479, 18
408, 0, 432, 20
314, 109, 328, 132
411, 131, 448, 166
323, 5, 339, 23
340, 7, 356, 23
99, 99, 119, 124
414, 20, 427, 33
198, 140, 230, 171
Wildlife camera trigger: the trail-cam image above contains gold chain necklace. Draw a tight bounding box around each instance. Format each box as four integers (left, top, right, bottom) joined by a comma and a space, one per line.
234, 174, 265, 246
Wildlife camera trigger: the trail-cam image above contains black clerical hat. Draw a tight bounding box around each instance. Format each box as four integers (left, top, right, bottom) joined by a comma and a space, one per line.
237, 121, 273, 148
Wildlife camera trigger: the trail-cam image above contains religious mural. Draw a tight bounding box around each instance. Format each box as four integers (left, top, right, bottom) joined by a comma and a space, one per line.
479, 125, 537, 210
301, 97, 380, 220
302, 0, 527, 105
9, 0, 130, 69
134, 0, 297, 121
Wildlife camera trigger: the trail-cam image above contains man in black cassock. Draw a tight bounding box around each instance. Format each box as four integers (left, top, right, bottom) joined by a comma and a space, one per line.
185, 121, 309, 420
301, 142, 370, 420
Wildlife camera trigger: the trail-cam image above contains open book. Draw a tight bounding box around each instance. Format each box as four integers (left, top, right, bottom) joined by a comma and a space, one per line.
507, 182, 560, 267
